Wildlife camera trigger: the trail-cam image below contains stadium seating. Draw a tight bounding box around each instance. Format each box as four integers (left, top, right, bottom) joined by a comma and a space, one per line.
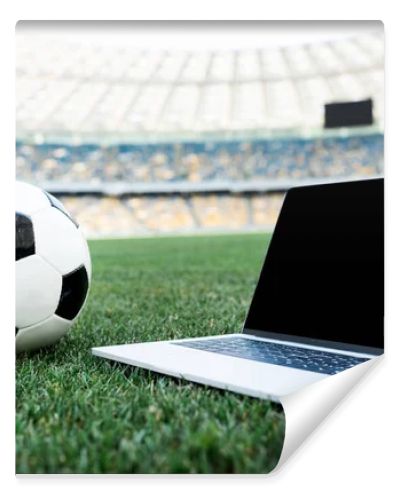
15, 30, 384, 238
58, 193, 285, 238
16, 134, 383, 185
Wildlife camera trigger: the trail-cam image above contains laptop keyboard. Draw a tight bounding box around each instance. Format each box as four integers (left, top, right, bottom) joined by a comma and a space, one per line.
174, 337, 370, 375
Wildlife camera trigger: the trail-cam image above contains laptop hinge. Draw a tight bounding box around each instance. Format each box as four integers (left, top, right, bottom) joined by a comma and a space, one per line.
242, 328, 384, 356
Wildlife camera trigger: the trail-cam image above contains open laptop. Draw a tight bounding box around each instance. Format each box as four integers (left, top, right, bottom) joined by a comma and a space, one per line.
92, 178, 384, 401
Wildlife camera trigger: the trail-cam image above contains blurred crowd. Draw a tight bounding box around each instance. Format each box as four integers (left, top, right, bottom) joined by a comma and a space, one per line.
16, 134, 383, 185
16, 29, 384, 238
60, 192, 285, 238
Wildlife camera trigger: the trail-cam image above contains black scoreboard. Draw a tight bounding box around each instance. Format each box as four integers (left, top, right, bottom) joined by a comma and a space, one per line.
324, 99, 373, 128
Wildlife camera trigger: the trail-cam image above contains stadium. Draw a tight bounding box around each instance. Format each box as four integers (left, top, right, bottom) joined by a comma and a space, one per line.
16, 27, 383, 237
16, 23, 384, 474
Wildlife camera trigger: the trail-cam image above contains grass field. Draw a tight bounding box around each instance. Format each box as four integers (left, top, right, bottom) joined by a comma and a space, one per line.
16, 233, 285, 474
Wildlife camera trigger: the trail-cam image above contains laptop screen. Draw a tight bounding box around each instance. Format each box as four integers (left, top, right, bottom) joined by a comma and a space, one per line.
244, 179, 384, 351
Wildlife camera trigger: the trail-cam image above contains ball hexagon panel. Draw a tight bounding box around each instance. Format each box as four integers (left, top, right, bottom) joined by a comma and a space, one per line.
15, 181, 50, 216
16, 254, 62, 328
56, 265, 89, 320
16, 213, 35, 261
16, 314, 72, 353
32, 206, 90, 276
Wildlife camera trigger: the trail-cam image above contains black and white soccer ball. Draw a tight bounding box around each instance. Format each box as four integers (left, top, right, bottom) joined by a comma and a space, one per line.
16, 181, 91, 353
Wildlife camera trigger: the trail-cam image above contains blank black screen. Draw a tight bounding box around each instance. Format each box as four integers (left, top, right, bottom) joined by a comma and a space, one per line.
245, 179, 384, 350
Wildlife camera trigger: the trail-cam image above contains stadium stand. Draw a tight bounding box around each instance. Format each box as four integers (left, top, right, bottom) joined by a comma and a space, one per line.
16, 30, 384, 237
57, 193, 285, 238
16, 134, 383, 184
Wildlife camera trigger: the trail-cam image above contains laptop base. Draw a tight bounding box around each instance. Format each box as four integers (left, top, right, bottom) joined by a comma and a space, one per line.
92, 333, 330, 401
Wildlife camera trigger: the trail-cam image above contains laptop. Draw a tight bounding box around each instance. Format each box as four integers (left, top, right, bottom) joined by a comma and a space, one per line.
92, 178, 384, 401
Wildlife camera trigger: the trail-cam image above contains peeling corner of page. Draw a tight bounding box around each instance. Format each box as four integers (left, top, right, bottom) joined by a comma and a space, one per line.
271, 356, 383, 472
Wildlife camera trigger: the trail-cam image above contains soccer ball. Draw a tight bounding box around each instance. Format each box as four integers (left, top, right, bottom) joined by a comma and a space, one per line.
16, 181, 91, 353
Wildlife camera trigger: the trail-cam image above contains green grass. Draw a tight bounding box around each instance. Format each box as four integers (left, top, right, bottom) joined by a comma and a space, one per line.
16, 233, 285, 474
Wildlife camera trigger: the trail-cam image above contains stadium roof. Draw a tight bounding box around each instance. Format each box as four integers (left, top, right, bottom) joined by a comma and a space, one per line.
16, 26, 384, 143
